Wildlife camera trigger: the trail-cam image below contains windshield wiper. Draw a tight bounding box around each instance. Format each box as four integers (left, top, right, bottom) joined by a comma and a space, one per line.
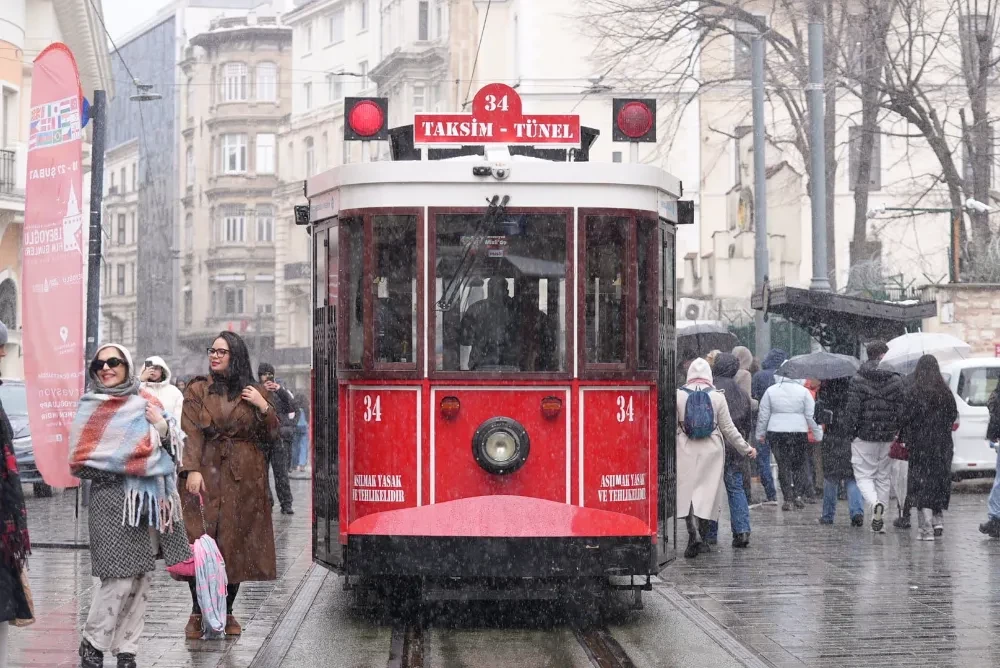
437, 194, 510, 311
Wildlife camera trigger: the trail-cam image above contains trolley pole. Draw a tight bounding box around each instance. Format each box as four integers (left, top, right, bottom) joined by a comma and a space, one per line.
751, 36, 770, 355
807, 16, 831, 292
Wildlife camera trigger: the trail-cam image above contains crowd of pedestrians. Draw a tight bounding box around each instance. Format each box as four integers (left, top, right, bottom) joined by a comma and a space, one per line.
677, 339, 974, 559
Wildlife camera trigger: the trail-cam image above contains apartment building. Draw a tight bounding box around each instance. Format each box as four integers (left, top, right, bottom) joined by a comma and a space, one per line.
177, 14, 292, 368
100, 140, 140, 351
0, 0, 112, 378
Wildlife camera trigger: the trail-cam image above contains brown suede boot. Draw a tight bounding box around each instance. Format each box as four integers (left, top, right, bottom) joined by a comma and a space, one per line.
184, 614, 202, 640
225, 615, 242, 636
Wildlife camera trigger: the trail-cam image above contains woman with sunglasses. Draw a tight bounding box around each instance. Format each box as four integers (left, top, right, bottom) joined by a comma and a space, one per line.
180, 331, 279, 639
70, 344, 191, 668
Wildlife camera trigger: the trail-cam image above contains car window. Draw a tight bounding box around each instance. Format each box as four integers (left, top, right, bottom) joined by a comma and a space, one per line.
956, 367, 1000, 407
0, 383, 28, 415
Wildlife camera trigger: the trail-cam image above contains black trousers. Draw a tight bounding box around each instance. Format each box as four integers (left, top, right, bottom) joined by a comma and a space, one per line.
768, 432, 811, 503
268, 439, 293, 510
190, 580, 239, 615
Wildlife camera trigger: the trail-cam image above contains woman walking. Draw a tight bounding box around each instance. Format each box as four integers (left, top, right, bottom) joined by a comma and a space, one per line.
816, 378, 865, 526
181, 331, 279, 638
756, 376, 823, 511
677, 358, 756, 558
70, 344, 191, 668
899, 355, 957, 541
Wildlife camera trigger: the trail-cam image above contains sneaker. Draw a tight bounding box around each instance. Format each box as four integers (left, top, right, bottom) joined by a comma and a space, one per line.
851, 514, 865, 527
917, 529, 935, 541
748, 502, 764, 509
79, 640, 103, 668
933, 527, 943, 537
117, 654, 137, 668
980, 517, 1000, 538
817, 518, 833, 525
793, 497, 806, 510
781, 502, 792, 511
893, 516, 911, 529
872, 502, 885, 533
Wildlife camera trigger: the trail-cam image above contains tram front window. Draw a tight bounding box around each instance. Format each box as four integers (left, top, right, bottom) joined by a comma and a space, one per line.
435, 213, 566, 373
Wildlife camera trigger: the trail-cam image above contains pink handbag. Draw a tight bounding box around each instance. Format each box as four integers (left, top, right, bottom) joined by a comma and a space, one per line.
167, 494, 203, 581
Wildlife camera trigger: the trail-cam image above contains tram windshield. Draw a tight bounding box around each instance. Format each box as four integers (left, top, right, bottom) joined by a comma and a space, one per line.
435, 212, 567, 373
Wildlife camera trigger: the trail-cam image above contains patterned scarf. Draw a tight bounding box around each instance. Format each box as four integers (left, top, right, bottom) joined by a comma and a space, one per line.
68, 389, 185, 532
0, 436, 30, 569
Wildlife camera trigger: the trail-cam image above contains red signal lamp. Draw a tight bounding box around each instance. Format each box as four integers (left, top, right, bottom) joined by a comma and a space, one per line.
540, 396, 563, 419
612, 98, 656, 143
344, 97, 389, 141
440, 396, 461, 419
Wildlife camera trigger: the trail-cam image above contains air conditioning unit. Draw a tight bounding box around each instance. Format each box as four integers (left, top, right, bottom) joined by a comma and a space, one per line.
679, 298, 712, 321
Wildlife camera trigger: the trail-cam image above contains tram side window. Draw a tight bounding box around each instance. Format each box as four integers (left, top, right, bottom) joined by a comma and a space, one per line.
435, 213, 566, 373
373, 215, 418, 365
662, 227, 675, 330
585, 216, 627, 365
637, 219, 658, 370
343, 217, 364, 368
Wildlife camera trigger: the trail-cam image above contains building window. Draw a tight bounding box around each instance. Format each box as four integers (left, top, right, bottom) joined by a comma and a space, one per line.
224, 286, 245, 315
184, 291, 192, 325
733, 16, 765, 79
120, 168, 126, 192
413, 84, 425, 112
109, 171, 115, 193
221, 134, 248, 174
104, 263, 110, 295
222, 62, 248, 101
130, 212, 136, 243
256, 63, 277, 102
304, 137, 316, 176
117, 214, 126, 244
434, 0, 443, 39
256, 133, 276, 174
186, 77, 194, 116
185, 213, 193, 252
304, 82, 313, 109
116, 264, 125, 296
257, 205, 274, 242
848, 125, 882, 191
131, 163, 136, 191
418, 1, 429, 40
186, 146, 194, 186
359, 0, 369, 31
304, 22, 313, 51
326, 73, 343, 103
220, 205, 246, 243
328, 8, 345, 43
359, 61, 369, 89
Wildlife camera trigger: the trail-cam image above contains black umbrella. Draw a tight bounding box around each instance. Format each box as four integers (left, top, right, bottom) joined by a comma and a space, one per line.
676, 322, 738, 358
776, 351, 860, 380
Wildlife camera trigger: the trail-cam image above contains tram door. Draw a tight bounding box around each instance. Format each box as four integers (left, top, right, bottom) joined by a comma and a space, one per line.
657, 222, 677, 567
312, 221, 343, 572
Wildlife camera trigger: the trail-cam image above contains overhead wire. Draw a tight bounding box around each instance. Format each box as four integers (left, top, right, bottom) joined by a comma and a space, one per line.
463, 0, 491, 109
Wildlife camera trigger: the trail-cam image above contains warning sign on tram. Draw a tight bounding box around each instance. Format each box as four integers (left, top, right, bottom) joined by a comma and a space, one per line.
414, 83, 581, 146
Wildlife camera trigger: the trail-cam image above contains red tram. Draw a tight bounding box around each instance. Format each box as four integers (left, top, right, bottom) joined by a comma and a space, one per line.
302, 85, 689, 603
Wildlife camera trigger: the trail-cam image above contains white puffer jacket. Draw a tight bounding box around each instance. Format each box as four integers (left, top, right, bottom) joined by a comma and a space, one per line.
755, 377, 823, 442
141, 355, 184, 421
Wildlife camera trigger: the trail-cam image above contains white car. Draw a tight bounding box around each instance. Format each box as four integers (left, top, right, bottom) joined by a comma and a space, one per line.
941, 358, 1000, 478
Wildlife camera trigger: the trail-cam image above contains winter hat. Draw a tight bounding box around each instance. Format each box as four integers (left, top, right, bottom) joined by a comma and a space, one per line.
258, 362, 275, 377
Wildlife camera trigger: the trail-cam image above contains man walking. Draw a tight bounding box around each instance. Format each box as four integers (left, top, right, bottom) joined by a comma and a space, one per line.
843, 341, 904, 533
750, 349, 788, 506
259, 363, 296, 515
978, 384, 1000, 537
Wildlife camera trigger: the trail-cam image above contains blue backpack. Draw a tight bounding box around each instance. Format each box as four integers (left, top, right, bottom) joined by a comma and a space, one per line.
680, 387, 716, 439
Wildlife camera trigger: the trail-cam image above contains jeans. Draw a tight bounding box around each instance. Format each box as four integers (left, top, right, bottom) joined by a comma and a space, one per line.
705, 462, 752, 540
988, 447, 1000, 520
756, 439, 778, 501
293, 431, 309, 468
821, 477, 864, 522
769, 432, 811, 502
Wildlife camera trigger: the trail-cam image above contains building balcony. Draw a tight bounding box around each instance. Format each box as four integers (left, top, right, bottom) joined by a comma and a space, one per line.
0, 147, 26, 211
206, 101, 285, 126
370, 41, 449, 87
205, 243, 275, 269
205, 173, 279, 198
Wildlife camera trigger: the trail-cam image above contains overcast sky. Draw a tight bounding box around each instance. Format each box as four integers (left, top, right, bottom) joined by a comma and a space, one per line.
103, 0, 173, 42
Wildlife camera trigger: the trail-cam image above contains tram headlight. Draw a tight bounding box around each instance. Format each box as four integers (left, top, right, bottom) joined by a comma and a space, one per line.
472, 417, 529, 475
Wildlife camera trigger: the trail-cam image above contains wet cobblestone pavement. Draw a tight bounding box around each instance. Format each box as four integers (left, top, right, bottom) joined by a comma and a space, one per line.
8, 479, 312, 668
11, 479, 1000, 668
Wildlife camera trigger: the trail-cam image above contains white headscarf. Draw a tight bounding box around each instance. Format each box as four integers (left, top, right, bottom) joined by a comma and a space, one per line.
685, 358, 714, 388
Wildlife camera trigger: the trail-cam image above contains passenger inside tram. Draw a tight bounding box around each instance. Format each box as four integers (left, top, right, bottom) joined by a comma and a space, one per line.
459, 271, 517, 370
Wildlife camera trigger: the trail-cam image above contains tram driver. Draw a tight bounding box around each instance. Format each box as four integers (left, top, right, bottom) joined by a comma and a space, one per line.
459, 272, 517, 371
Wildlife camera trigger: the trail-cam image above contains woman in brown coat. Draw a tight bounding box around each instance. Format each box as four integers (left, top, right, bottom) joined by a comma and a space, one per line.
180, 331, 279, 639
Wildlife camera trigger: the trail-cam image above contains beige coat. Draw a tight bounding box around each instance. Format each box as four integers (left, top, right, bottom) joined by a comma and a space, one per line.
676, 359, 753, 520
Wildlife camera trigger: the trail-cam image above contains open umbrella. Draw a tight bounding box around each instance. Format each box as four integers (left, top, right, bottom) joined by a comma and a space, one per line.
880, 332, 972, 374
776, 351, 860, 380
676, 321, 738, 358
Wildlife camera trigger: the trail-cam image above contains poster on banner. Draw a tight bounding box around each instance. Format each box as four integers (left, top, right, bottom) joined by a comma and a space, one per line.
21, 43, 85, 488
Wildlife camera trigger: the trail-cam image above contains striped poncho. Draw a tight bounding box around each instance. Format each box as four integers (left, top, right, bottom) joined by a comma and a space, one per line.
69, 389, 185, 531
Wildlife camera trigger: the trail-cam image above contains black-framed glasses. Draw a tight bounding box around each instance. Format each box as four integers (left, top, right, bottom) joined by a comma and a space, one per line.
207, 348, 231, 358
90, 357, 126, 373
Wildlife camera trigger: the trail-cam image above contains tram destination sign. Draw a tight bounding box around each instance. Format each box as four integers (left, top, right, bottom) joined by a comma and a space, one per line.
414, 83, 581, 146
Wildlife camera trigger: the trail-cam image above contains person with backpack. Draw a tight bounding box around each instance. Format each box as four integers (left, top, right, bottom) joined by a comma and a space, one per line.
756, 375, 823, 511
979, 384, 1000, 538
677, 358, 757, 559
703, 353, 755, 548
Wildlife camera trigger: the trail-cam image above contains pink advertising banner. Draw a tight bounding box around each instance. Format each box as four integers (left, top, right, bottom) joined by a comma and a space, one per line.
21, 43, 85, 488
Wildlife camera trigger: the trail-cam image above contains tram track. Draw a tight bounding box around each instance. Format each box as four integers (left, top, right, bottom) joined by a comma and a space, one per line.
388, 624, 425, 668
573, 624, 638, 668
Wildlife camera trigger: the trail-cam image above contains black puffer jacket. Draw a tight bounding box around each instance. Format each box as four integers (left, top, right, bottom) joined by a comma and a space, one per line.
988, 387, 1000, 442
843, 360, 905, 442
